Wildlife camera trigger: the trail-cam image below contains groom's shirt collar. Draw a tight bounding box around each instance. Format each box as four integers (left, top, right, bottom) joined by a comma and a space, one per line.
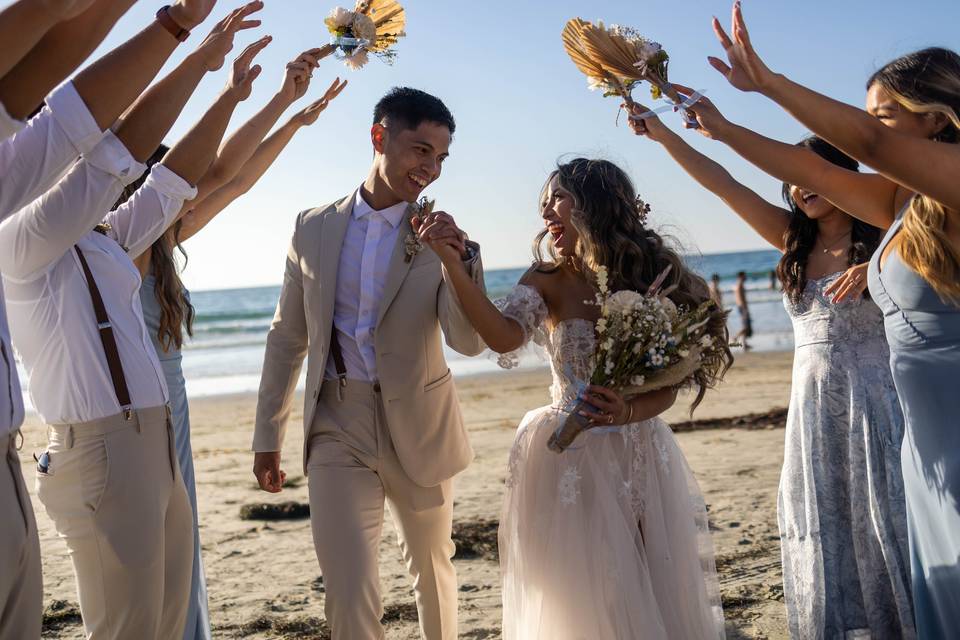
352, 188, 408, 229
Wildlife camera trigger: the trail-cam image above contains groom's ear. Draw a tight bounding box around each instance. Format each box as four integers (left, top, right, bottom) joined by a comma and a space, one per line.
371, 123, 387, 154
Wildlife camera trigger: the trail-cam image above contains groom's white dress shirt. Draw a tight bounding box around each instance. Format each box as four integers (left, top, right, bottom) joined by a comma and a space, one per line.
0, 84, 105, 437
325, 189, 409, 382
0, 132, 196, 425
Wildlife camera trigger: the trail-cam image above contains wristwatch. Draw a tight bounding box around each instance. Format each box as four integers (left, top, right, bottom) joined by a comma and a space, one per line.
155, 5, 190, 42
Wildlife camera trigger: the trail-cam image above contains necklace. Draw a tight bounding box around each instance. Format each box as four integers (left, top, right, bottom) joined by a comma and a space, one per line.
817, 229, 851, 254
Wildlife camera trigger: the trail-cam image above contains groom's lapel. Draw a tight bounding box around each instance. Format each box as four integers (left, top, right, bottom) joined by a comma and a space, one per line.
319, 192, 355, 325
377, 207, 415, 326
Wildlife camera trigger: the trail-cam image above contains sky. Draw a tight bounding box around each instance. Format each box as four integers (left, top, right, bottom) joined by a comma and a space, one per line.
79, 0, 960, 291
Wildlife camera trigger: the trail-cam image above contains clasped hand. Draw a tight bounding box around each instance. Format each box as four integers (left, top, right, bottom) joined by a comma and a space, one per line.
414, 210, 469, 264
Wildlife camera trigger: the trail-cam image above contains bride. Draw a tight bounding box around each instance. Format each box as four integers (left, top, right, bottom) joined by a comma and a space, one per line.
422, 157, 731, 638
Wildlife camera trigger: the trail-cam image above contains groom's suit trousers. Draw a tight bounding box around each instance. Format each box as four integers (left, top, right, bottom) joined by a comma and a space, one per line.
307, 379, 457, 640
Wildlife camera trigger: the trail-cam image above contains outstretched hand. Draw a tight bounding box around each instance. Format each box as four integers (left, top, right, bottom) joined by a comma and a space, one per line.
824, 262, 869, 303
253, 451, 286, 493
708, 1, 776, 93
195, 1, 264, 72
670, 84, 731, 140
624, 102, 671, 142
226, 34, 270, 99
291, 77, 348, 126
278, 45, 337, 102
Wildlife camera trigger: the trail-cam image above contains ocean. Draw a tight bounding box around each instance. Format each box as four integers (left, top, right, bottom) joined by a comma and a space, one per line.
17, 249, 794, 406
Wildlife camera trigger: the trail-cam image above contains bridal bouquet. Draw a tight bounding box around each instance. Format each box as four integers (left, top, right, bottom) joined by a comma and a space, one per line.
325, 0, 406, 69
547, 265, 719, 453
561, 18, 697, 126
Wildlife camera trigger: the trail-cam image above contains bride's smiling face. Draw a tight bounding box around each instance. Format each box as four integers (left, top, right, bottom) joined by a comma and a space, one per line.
541, 175, 579, 257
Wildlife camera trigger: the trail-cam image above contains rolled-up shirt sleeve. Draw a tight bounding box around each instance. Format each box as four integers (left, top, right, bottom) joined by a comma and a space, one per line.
0, 82, 105, 220
0, 131, 145, 281
103, 163, 197, 259
0, 101, 24, 143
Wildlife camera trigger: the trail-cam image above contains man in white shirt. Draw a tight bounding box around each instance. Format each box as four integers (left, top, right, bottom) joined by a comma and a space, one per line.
0, 0, 260, 638
0, 0, 226, 637
253, 87, 484, 640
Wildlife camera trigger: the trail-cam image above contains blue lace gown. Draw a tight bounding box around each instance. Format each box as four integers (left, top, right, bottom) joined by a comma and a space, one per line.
140, 276, 211, 640
779, 273, 913, 638
868, 213, 960, 640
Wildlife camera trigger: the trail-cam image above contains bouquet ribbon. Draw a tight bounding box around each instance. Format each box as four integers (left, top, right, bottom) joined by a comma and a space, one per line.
629, 87, 706, 122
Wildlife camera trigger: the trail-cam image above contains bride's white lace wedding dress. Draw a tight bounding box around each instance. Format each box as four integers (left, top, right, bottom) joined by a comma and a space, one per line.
496, 284, 726, 639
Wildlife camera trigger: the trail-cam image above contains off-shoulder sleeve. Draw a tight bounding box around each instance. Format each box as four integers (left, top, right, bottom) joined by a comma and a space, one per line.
493, 284, 549, 369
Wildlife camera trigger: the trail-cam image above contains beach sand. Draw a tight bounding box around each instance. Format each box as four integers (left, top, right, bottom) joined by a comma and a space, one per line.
22, 350, 794, 639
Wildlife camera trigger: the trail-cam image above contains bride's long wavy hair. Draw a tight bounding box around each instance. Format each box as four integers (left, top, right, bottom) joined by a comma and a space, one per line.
532, 157, 733, 411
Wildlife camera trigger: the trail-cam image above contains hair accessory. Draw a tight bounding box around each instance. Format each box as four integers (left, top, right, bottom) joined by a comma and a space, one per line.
635, 195, 651, 223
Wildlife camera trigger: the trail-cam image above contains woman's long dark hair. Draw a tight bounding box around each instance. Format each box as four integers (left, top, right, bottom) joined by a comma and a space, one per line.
113, 144, 195, 351
533, 157, 733, 411
776, 137, 881, 304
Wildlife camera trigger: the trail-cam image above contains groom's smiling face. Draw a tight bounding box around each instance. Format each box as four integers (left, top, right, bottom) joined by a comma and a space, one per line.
373, 119, 451, 203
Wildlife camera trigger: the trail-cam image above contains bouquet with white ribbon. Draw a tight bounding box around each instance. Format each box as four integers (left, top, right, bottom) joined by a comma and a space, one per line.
325, 0, 406, 69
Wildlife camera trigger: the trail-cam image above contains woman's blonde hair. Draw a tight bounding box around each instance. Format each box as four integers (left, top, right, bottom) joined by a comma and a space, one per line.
868, 47, 960, 305
533, 157, 733, 411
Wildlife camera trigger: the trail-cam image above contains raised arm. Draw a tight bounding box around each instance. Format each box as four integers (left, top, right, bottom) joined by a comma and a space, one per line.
106, 26, 267, 258
188, 46, 335, 202
673, 87, 900, 230
0, 0, 135, 119
709, 1, 960, 212
177, 73, 347, 242
626, 101, 790, 249
0, 0, 98, 84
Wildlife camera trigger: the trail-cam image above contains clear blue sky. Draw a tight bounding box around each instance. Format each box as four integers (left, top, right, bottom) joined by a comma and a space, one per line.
84, 0, 960, 290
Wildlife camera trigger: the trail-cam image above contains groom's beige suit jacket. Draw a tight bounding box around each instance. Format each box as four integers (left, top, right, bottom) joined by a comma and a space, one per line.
253, 192, 485, 487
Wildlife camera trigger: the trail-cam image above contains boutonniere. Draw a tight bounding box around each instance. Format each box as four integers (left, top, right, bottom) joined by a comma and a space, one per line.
404, 196, 434, 263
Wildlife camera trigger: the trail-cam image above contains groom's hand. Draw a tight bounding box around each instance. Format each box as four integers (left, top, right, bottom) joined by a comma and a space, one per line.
253, 451, 286, 493
417, 210, 467, 260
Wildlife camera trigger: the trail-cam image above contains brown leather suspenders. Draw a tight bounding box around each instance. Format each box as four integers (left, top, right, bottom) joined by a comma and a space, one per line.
73, 246, 133, 418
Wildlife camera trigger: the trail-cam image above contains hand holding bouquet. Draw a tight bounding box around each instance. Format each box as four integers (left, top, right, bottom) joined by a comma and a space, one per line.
561, 18, 698, 127
547, 265, 720, 453
325, 0, 406, 69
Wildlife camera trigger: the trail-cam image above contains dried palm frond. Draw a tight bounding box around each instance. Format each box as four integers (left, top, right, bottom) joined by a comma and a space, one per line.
355, 0, 406, 52
562, 17, 692, 120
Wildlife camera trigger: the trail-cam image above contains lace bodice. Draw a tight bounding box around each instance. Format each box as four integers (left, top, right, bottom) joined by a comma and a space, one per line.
496, 284, 596, 406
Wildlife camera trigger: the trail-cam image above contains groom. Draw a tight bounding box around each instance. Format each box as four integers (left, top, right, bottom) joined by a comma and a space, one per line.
252, 87, 484, 640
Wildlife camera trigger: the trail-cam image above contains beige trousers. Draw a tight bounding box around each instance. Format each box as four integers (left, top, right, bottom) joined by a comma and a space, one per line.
36, 405, 193, 640
307, 380, 458, 640
0, 433, 42, 639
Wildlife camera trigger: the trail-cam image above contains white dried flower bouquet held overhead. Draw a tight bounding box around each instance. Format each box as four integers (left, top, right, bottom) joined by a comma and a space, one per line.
325, 0, 406, 69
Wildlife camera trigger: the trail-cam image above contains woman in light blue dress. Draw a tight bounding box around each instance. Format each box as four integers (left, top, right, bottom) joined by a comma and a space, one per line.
629, 96, 913, 636
704, 7, 960, 635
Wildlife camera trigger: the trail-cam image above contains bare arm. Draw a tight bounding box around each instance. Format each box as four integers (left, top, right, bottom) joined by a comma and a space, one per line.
674, 88, 900, 230
0, 0, 83, 84
177, 74, 347, 242
627, 103, 790, 249
710, 2, 959, 212
0, 0, 135, 119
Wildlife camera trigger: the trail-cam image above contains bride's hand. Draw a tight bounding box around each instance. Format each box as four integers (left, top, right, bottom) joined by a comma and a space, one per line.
579, 385, 631, 426
708, 1, 777, 94
824, 262, 869, 303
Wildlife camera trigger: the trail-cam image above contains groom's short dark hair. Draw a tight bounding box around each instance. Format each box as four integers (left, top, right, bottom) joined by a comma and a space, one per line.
373, 87, 456, 135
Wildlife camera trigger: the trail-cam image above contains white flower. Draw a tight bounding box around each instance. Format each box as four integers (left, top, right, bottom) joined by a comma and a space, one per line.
596, 266, 609, 294
596, 318, 608, 333
344, 49, 369, 69
651, 354, 663, 366
607, 289, 644, 315
678, 349, 689, 358
602, 338, 614, 351
352, 12, 376, 43
327, 7, 355, 28
632, 343, 644, 354
630, 375, 645, 387
604, 361, 614, 375
638, 41, 662, 60
700, 335, 714, 348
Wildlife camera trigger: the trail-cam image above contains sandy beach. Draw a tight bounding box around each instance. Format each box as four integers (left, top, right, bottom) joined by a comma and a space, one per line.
21, 350, 794, 639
